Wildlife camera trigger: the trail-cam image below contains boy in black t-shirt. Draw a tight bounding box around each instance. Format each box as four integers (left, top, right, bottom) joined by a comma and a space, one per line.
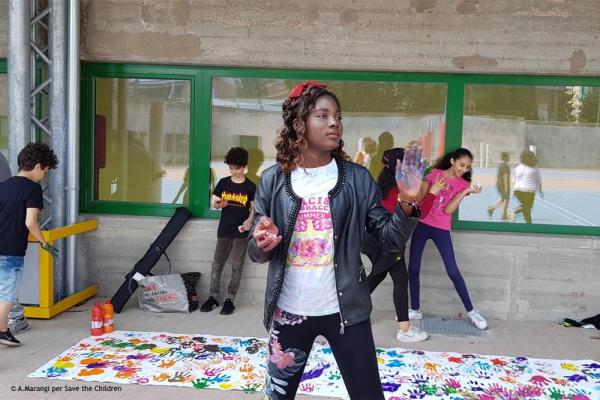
0, 143, 58, 346
200, 147, 256, 315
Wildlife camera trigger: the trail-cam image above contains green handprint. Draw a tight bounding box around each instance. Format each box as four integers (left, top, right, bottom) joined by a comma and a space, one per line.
41, 243, 59, 259
546, 387, 564, 400
193, 377, 209, 389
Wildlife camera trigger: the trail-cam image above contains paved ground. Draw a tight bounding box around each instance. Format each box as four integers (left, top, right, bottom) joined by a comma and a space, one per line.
1, 298, 599, 400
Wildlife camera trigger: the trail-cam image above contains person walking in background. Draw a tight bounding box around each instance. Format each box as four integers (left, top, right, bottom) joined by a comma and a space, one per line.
509, 149, 543, 224
408, 148, 488, 330
248, 81, 421, 399
353, 136, 376, 169
487, 151, 511, 220
200, 147, 256, 315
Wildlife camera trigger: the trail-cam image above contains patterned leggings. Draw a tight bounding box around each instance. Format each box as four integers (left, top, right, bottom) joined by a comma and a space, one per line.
264, 308, 384, 399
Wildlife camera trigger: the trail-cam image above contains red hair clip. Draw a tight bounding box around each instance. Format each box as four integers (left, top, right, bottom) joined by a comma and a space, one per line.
288, 81, 327, 99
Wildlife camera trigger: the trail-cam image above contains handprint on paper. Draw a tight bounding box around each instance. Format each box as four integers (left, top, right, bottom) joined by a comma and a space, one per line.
395, 141, 429, 200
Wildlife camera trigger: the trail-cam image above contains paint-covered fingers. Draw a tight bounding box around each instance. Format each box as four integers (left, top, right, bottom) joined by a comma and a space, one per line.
253, 217, 282, 251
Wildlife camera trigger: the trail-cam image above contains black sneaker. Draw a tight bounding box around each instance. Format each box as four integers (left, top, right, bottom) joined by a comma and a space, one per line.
220, 299, 235, 315
200, 296, 219, 312
0, 329, 22, 347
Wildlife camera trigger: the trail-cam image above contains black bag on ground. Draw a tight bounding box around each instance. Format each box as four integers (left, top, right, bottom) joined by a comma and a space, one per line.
111, 207, 192, 313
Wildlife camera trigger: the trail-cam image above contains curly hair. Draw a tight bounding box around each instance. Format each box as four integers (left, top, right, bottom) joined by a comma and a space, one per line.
224, 147, 249, 167
275, 86, 350, 172
17, 142, 58, 171
433, 147, 473, 183
519, 149, 537, 167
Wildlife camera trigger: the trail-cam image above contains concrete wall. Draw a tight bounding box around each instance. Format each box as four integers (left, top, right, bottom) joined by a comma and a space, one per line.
79, 214, 600, 322
78, 0, 600, 75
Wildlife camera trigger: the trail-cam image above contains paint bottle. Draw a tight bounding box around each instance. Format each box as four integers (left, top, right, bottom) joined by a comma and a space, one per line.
91, 302, 104, 336
102, 299, 115, 333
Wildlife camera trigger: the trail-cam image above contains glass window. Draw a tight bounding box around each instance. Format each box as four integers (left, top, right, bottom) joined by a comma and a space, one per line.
0, 75, 8, 162
210, 77, 447, 206
460, 84, 600, 227
93, 78, 191, 204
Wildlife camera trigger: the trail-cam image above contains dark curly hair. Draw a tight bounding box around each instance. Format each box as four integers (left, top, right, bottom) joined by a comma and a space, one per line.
224, 147, 249, 167
275, 86, 350, 172
433, 147, 473, 183
17, 142, 58, 171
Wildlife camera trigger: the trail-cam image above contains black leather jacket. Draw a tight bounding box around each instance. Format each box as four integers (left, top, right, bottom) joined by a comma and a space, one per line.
248, 157, 418, 332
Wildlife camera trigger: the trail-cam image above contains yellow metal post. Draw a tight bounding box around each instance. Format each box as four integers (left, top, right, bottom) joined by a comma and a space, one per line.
24, 220, 99, 319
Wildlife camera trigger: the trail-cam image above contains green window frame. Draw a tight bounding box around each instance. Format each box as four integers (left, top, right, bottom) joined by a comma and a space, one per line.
79, 63, 600, 236
80, 63, 204, 217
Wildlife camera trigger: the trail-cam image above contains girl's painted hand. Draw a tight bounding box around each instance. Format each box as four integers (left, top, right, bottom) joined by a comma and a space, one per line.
254, 217, 282, 251
395, 142, 429, 199
465, 182, 482, 195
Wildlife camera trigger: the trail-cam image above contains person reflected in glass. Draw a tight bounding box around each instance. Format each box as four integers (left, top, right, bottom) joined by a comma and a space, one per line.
353, 137, 376, 169
408, 148, 488, 330
487, 151, 511, 220
509, 149, 543, 224
246, 147, 265, 186
127, 133, 166, 203
369, 131, 394, 179
172, 167, 189, 205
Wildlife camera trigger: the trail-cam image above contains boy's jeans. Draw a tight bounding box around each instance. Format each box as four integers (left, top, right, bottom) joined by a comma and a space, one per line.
209, 237, 248, 301
0, 256, 25, 303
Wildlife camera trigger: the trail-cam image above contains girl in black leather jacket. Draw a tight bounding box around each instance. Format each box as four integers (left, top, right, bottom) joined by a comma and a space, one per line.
249, 81, 420, 399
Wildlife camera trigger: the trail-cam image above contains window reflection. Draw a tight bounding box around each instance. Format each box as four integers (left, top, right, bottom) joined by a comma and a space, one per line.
94, 78, 191, 204
210, 77, 447, 207
461, 84, 600, 227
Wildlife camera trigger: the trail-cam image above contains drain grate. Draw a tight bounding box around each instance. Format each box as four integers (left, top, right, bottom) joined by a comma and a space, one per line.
419, 316, 486, 337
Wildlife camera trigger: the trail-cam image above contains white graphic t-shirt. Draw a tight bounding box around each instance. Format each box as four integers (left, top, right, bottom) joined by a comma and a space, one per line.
277, 159, 339, 316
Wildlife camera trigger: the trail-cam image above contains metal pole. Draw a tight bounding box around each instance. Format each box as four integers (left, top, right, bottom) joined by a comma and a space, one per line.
8, 0, 31, 174
66, 0, 80, 295
49, 0, 68, 297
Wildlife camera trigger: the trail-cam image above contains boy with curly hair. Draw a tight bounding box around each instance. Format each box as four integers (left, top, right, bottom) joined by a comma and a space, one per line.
200, 147, 256, 315
0, 143, 58, 346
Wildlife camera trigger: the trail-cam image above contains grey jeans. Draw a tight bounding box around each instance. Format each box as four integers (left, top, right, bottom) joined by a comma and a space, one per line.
209, 237, 248, 300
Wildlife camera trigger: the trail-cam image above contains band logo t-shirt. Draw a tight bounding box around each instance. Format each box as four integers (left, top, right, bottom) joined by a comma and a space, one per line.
213, 176, 256, 238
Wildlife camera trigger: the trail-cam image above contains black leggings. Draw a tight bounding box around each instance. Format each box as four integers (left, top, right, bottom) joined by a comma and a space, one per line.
367, 256, 409, 322
265, 310, 384, 400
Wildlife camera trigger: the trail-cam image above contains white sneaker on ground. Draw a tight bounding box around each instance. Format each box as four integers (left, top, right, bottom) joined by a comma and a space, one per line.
408, 309, 423, 320
396, 326, 429, 342
468, 310, 488, 330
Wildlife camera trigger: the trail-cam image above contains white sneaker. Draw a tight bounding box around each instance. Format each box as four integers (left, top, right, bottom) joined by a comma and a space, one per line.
408, 309, 423, 320
468, 310, 488, 330
396, 326, 428, 342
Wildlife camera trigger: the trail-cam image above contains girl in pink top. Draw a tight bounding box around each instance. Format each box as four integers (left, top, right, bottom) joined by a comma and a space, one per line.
408, 148, 489, 330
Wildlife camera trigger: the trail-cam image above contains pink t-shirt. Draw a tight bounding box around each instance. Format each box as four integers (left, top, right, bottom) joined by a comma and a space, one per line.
419, 168, 469, 231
